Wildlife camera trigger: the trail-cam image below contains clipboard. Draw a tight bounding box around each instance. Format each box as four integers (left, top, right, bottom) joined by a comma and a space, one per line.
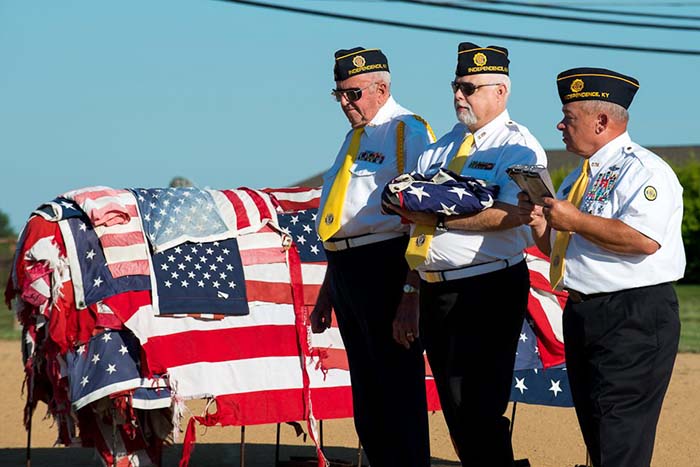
506, 164, 556, 206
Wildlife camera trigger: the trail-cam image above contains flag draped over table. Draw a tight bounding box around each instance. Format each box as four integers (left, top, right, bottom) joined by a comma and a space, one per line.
7, 184, 571, 467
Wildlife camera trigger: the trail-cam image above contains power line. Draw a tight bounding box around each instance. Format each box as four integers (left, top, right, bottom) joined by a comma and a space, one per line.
220, 0, 700, 55
388, 0, 700, 30
471, 0, 700, 21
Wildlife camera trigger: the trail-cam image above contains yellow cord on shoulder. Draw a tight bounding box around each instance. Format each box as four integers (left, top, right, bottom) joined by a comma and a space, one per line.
412, 114, 436, 142
396, 120, 406, 174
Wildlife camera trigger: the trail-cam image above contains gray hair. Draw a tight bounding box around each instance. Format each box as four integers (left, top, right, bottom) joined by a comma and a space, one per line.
579, 100, 629, 123
371, 70, 391, 86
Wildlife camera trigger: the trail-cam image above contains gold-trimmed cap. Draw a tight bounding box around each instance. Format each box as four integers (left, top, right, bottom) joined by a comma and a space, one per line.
334, 47, 389, 81
557, 67, 640, 109
456, 42, 509, 76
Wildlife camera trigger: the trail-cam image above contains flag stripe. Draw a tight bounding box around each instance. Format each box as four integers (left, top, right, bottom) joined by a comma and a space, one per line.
221, 190, 252, 230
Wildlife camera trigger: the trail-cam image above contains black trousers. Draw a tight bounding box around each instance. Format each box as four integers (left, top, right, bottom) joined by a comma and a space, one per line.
420, 260, 529, 467
326, 236, 430, 467
563, 282, 680, 467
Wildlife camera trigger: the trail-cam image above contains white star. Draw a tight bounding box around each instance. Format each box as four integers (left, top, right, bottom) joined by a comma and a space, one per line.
203, 272, 211, 279
91, 353, 101, 364
174, 246, 182, 254
209, 264, 218, 271
118, 345, 128, 356
79, 222, 87, 232
290, 215, 299, 225
437, 202, 458, 216
165, 280, 172, 288
448, 186, 472, 200
149, 202, 157, 209
168, 255, 176, 262
178, 263, 186, 270
158, 208, 166, 216
297, 235, 307, 245
311, 213, 317, 220
514, 377, 528, 394
153, 220, 162, 229
188, 271, 195, 279
144, 213, 151, 221
226, 264, 234, 271
216, 255, 224, 263
181, 280, 189, 288
213, 241, 220, 246
93, 277, 103, 288
160, 263, 169, 271
194, 264, 202, 270
281, 227, 291, 235
80, 376, 89, 387
101, 333, 112, 342
61, 200, 73, 208
200, 256, 208, 263
519, 333, 528, 343
310, 245, 320, 255
206, 248, 214, 255
229, 281, 236, 289
198, 280, 205, 287
549, 379, 563, 397
164, 226, 173, 235
222, 248, 230, 255
191, 246, 198, 254
212, 281, 220, 289
106, 364, 117, 374
184, 254, 192, 262
171, 271, 179, 279
76, 345, 86, 355
85, 249, 96, 260
302, 224, 312, 233
407, 185, 430, 202
219, 272, 227, 279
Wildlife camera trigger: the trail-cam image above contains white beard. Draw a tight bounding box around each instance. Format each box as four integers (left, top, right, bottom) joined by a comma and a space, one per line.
456, 104, 477, 126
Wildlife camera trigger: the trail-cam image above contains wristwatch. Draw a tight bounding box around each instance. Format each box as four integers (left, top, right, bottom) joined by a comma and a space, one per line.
436, 214, 448, 231
403, 284, 419, 294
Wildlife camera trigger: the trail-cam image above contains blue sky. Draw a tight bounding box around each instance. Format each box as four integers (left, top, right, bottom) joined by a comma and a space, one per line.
1, 0, 699, 231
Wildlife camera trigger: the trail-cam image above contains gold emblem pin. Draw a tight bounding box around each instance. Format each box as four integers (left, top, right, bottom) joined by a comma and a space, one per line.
473, 52, 487, 67
416, 234, 426, 247
325, 213, 335, 225
570, 79, 584, 93
352, 55, 366, 67
644, 186, 657, 201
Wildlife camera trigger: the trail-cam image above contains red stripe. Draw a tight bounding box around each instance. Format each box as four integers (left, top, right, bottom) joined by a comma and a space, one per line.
527, 293, 565, 368
142, 326, 299, 370
245, 280, 293, 304
240, 188, 273, 221
240, 247, 286, 265
107, 260, 150, 277
100, 231, 147, 247
221, 190, 251, 230
72, 188, 129, 203
103, 290, 152, 323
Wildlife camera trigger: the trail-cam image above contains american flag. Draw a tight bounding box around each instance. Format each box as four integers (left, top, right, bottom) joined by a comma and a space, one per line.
150, 238, 249, 317
61, 186, 150, 278
58, 216, 150, 310
382, 169, 499, 216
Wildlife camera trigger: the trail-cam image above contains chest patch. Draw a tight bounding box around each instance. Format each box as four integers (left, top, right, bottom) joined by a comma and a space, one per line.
582, 168, 619, 213
356, 151, 385, 164
467, 160, 495, 170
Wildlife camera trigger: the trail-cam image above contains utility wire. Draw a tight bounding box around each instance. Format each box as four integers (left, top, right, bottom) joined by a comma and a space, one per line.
388, 0, 700, 30
471, 0, 700, 21
220, 0, 700, 55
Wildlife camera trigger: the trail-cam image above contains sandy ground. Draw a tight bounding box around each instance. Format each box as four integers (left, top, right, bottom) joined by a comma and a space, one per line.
0, 340, 697, 466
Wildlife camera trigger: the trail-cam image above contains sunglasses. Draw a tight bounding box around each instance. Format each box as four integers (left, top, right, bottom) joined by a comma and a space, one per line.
451, 81, 502, 96
331, 83, 375, 102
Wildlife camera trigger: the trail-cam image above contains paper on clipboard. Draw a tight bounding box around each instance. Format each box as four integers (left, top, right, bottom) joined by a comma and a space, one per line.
506, 164, 556, 206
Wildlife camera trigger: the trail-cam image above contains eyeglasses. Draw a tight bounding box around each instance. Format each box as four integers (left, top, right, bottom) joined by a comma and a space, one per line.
451, 81, 502, 96
331, 83, 375, 102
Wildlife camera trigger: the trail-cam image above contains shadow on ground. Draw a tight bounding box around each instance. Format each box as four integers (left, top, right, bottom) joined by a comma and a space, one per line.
0, 444, 463, 466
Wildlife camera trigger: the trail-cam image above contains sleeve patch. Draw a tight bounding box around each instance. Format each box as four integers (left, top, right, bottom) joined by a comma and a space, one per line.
644, 186, 657, 201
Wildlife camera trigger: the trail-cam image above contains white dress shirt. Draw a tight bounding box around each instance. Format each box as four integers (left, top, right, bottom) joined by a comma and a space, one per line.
556, 132, 686, 294
316, 96, 434, 239
413, 110, 547, 271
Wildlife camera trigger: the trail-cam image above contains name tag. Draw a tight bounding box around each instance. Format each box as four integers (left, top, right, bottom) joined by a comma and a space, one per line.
356, 151, 385, 164
468, 160, 494, 170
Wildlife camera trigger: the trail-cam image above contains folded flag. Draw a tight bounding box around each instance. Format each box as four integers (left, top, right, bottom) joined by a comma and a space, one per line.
382, 169, 499, 216
150, 238, 249, 317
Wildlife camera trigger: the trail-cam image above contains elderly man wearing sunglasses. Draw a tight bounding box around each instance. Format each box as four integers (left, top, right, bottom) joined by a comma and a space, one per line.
311, 47, 435, 467
390, 42, 547, 466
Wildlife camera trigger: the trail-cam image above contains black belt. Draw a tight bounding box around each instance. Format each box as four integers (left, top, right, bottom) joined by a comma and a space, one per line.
565, 289, 613, 304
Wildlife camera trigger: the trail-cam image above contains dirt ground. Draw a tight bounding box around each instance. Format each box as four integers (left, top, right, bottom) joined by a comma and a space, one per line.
0, 340, 697, 466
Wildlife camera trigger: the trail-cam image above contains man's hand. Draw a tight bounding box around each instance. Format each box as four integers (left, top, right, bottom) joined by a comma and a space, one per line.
517, 192, 546, 228
392, 291, 420, 349
310, 275, 333, 333
542, 197, 584, 233
386, 204, 437, 226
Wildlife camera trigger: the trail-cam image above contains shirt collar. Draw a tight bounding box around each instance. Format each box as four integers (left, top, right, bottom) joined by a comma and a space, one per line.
587, 132, 632, 175
471, 110, 511, 150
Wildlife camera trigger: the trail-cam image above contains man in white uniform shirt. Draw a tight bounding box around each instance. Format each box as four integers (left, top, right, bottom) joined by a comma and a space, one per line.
311, 47, 435, 467
390, 42, 546, 466
518, 67, 685, 467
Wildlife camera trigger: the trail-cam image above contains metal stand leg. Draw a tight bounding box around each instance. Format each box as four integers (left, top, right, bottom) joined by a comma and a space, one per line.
240, 426, 246, 467
25, 408, 32, 467
319, 420, 324, 450
275, 424, 281, 466
510, 401, 518, 437
356, 440, 363, 467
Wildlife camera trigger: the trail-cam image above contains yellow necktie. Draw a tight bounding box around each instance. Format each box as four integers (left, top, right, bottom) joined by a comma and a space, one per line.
405, 134, 475, 270
549, 159, 590, 289
318, 128, 364, 241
